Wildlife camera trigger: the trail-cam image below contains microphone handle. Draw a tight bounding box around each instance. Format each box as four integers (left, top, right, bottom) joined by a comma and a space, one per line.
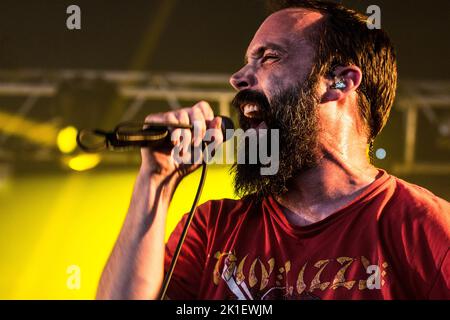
112, 116, 234, 149
77, 116, 234, 152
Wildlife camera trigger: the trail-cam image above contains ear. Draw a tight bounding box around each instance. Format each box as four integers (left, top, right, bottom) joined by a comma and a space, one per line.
320, 65, 362, 103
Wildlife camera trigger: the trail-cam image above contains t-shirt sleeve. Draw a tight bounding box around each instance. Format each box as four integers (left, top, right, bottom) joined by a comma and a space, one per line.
381, 182, 450, 299
427, 249, 450, 299
163, 202, 210, 300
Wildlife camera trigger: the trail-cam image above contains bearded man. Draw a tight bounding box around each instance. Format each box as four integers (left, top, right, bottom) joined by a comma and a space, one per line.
96, 0, 449, 300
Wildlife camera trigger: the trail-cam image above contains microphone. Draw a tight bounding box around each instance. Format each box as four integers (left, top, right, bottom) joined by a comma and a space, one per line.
77, 115, 235, 152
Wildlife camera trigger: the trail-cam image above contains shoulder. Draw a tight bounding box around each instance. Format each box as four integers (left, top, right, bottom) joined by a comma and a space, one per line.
385, 175, 450, 223
379, 174, 449, 277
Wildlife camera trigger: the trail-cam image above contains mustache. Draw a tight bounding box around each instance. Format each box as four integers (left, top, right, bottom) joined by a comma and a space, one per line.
231, 89, 271, 113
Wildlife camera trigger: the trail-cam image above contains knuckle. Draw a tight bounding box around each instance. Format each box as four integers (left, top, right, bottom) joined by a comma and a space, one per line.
177, 110, 189, 122
144, 113, 158, 122
198, 101, 213, 115
165, 112, 178, 122
191, 106, 203, 117
199, 100, 211, 109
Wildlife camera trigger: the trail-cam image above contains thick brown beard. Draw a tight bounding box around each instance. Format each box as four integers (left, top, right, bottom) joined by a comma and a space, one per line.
231, 75, 320, 201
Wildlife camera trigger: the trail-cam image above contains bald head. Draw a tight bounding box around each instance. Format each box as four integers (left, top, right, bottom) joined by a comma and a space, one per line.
230, 8, 324, 99
246, 8, 324, 67
257, 8, 323, 40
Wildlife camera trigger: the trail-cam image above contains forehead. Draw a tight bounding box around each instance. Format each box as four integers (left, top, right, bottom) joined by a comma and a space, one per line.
246, 8, 323, 57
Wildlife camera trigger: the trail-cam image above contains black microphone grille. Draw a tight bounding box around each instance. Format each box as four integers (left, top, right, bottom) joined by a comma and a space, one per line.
220, 115, 234, 130
219, 116, 235, 142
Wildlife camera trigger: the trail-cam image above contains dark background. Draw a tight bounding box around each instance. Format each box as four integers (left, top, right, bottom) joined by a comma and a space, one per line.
0, 0, 448, 78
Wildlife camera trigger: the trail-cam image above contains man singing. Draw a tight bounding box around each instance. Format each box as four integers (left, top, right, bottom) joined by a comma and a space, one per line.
96, 0, 449, 299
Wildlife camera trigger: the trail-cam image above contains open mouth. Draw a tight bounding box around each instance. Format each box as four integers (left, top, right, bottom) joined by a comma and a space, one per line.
240, 103, 265, 129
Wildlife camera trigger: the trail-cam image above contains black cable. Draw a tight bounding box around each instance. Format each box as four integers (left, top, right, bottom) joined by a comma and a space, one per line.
76, 123, 217, 299
158, 142, 209, 300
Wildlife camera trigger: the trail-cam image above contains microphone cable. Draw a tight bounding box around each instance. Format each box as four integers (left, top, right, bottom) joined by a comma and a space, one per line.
76, 119, 232, 299
158, 141, 209, 300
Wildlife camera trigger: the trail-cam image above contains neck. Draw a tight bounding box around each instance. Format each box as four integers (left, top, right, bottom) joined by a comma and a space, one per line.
276, 136, 379, 226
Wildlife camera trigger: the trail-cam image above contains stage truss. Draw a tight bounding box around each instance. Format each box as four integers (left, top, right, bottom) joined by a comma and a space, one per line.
0, 69, 449, 175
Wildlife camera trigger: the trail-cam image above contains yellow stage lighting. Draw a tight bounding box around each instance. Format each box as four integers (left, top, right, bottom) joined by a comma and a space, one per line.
57, 126, 78, 154
0, 110, 58, 146
67, 154, 101, 171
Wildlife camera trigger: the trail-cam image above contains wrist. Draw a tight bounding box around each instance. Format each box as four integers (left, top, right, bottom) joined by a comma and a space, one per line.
138, 165, 180, 196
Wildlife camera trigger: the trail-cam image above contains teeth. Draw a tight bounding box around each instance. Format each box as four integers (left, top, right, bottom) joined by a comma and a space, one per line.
242, 104, 261, 118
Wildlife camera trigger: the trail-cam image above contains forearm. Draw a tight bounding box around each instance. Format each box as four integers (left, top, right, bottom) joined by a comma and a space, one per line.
96, 167, 178, 300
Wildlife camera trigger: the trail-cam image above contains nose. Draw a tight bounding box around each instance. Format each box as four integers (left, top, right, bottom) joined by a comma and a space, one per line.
229, 66, 256, 91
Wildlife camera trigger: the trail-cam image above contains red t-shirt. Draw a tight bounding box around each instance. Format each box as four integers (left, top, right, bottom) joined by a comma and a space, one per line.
164, 170, 450, 300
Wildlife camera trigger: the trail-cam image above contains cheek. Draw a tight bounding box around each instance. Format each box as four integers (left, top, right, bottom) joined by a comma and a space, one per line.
260, 68, 293, 96
259, 66, 299, 101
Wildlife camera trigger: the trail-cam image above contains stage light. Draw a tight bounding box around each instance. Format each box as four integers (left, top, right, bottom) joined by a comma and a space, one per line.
0, 110, 58, 146
57, 126, 78, 154
67, 154, 101, 171
376, 148, 387, 160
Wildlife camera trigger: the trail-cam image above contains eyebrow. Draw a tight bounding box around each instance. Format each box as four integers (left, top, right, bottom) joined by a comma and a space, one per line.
244, 41, 288, 64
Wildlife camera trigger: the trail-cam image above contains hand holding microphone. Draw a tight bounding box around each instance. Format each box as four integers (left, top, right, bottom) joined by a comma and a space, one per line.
93, 101, 234, 300
77, 101, 234, 180
140, 101, 225, 179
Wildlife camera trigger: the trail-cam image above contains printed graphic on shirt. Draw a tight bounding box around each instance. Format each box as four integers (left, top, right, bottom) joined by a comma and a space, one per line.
212, 251, 389, 300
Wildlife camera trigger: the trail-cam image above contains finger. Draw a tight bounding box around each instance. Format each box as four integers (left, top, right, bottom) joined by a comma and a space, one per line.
141, 113, 166, 155
202, 116, 223, 161
195, 100, 214, 122
188, 107, 206, 147
144, 113, 165, 128
175, 109, 191, 154
210, 116, 224, 145
164, 112, 180, 145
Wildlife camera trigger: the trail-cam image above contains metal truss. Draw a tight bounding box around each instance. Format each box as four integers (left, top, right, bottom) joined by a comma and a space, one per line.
0, 69, 235, 115
394, 80, 450, 174
0, 70, 449, 174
